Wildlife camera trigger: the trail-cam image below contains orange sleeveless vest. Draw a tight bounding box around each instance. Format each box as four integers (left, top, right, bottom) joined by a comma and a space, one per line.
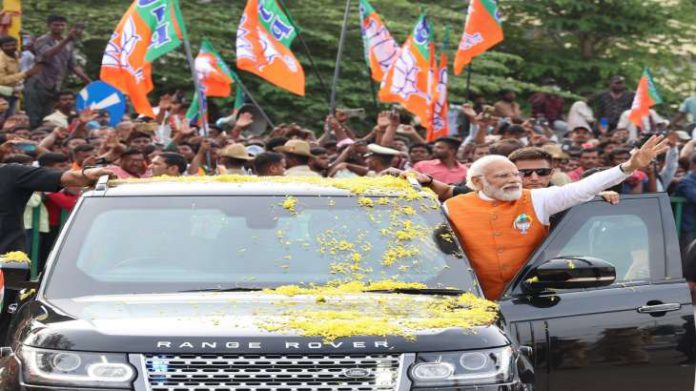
444, 190, 548, 300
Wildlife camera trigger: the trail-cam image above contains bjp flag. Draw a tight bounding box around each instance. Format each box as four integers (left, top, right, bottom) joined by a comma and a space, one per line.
378, 14, 434, 124
100, 0, 186, 118
453, 0, 503, 75
359, 0, 399, 82
236, 0, 305, 96
628, 68, 662, 127
427, 52, 449, 142
186, 38, 244, 123
195, 38, 234, 98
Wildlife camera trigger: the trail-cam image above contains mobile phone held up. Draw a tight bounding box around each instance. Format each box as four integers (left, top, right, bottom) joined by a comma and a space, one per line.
15, 142, 37, 153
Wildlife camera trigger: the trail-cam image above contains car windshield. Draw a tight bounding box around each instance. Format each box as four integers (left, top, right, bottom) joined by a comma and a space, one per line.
44, 195, 477, 299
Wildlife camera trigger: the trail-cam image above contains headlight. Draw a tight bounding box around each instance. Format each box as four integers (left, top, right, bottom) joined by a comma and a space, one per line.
18, 345, 135, 388
410, 346, 514, 388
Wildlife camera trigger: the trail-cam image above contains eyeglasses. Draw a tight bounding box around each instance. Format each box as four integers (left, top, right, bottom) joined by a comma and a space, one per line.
519, 168, 553, 177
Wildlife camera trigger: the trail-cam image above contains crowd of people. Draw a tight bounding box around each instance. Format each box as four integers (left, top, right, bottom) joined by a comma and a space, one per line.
0, 15, 695, 277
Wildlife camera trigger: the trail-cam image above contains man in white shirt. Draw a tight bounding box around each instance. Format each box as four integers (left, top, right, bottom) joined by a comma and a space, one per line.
422, 135, 669, 299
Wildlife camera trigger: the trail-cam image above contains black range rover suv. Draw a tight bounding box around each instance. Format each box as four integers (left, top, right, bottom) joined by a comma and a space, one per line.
0, 177, 693, 391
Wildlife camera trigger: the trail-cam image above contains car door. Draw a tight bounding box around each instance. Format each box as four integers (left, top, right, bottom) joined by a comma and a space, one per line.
499, 195, 695, 391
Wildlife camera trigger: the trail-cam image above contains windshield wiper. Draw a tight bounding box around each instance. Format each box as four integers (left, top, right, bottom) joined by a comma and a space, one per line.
178, 287, 264, 293
365, 288, 466, 296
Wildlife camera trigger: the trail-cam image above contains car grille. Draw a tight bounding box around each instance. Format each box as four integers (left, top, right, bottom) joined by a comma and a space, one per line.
142, 353, 402, 391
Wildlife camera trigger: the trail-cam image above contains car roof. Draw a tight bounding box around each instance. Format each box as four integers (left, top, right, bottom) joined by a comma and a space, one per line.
83, 175, 431, 198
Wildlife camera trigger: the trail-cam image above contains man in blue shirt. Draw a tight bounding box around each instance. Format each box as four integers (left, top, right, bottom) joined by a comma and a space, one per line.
673, 88, 696, 133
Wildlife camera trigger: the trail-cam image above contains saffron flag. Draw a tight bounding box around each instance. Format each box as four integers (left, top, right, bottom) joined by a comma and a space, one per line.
186, 38, 245, 122
359, 0, 399, 82
378, 14, 434, 124
427, 52, 449, 142
236, 0, 305, 96
453, 0, 503, 75
628, 68, 662, 127
100, 0, 187, 118
195, 38, 234, 98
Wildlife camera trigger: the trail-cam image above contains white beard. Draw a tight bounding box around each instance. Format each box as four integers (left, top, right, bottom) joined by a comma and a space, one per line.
482, 179, 522, 201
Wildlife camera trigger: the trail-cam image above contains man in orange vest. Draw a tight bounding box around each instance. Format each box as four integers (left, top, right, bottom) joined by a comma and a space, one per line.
425, 135, 668, 300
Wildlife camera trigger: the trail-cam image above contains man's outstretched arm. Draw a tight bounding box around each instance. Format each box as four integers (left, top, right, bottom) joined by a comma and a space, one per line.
532, 135, 671, 224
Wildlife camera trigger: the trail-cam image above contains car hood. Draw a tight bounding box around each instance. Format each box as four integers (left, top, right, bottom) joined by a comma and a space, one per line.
19, 292, 509, 354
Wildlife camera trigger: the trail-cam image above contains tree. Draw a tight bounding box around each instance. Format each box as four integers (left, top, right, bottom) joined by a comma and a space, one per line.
500, 0, 696, 104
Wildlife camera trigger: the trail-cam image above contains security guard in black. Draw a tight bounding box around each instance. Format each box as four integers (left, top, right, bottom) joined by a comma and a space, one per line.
0, 164, 63, 254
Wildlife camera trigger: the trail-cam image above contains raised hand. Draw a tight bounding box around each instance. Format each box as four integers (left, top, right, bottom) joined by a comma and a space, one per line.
236, 112, 254, 129
623, 135, 671, 172
78, 108, 99, 123
460, 103, 477, 120
377, 111, 390, 129
158, 94, 173, 111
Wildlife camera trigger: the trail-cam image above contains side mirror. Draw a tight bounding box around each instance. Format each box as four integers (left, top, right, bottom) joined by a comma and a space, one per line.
523, 256, 616, 292
0, 254, 31, 290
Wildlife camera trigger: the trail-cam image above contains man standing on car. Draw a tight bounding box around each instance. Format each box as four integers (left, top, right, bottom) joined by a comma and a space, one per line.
438, 136, 668, 300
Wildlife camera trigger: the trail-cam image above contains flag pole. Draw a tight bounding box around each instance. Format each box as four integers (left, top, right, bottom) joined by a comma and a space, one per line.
183, 39, 208, 138
277, 0, 331, 104
465, 62, 473, 100
178, 0, 213, 170
330, 0, 352, 115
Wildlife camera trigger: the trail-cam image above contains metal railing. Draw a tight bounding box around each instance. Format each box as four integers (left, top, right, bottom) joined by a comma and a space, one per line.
29, 206, 69, 279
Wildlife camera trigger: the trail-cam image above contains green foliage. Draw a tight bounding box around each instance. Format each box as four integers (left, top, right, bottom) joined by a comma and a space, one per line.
500, 0, 696, 105
21, 0, 695, 132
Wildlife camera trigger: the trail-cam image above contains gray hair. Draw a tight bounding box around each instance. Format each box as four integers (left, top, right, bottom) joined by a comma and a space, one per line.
466, 155, 512, 190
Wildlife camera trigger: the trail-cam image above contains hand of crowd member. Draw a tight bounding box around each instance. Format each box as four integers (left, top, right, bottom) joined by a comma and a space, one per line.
78, 108, 99, 124
622, 135, 670, 172
380, 167, 404, 177
397, 169, 430, 184
235, 112, 254, 129
158, 94, 173, 112
376, 111, 391, 130
599, 191, 620, 205
52, 127, 69, 140
198, 139, 211, 155
67, 26, 83, 42
179, 120, 195, 136
460, 103, 477, 120
388, 110, 400, 127
82, 155, 97, 167
60, 167, 115, 188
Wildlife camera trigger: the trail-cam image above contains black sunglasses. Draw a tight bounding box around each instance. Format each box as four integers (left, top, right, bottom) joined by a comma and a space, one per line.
519, 168, 552, 177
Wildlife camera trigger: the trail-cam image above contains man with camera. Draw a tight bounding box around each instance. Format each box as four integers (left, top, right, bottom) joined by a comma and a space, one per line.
25, 15, 90, 128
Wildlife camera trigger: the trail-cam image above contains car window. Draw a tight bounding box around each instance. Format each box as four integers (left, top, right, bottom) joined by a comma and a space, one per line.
536, 200, 664, 284
553, 215, 650, 282
45, 196, 474, 299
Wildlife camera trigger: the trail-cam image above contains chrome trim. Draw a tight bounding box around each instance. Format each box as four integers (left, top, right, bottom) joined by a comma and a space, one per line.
637, 303, 681, 313
395, 353, 415, 391
142, 353, 403, 390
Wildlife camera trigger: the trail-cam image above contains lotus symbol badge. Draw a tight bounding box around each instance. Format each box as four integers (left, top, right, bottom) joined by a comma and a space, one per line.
342, 368, 371, 379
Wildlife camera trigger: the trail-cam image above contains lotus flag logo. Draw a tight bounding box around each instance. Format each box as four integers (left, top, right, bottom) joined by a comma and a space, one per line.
102, 17, 144, 83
